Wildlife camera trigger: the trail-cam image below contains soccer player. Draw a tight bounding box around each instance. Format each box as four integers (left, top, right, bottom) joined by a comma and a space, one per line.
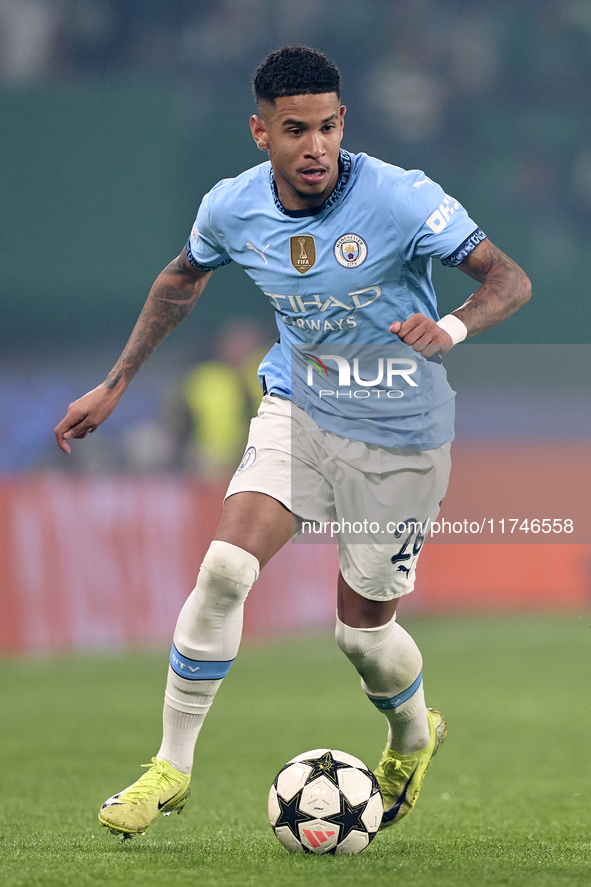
55, 46, 531, 838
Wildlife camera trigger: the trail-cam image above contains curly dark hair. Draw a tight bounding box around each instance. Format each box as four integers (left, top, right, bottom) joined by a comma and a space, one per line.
253, 45, 341, 105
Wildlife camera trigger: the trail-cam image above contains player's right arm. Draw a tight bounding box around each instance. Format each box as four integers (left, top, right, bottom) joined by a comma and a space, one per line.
55, 249, 211, 454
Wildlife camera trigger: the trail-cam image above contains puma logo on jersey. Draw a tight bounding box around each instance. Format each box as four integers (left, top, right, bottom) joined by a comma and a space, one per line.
413, 176, 433, 188
246, 241, 270, 264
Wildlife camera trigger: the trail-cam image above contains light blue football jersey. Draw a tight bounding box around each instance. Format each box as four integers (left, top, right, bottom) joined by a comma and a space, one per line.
187, 150, 485, 449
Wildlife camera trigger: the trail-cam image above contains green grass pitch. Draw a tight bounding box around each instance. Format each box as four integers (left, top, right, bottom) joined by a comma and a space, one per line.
1, 614, 590, 887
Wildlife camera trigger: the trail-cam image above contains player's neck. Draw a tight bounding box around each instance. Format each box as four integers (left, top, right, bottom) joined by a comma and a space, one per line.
273, 167, 340, 212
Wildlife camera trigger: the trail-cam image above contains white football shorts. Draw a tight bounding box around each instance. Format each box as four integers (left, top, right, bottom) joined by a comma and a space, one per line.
225, 395, 451, 601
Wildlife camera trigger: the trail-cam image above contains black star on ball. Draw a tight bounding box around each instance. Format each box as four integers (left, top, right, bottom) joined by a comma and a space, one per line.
300, 751, 351, 786
326, 793, 370, 843
273, 792, 315, 840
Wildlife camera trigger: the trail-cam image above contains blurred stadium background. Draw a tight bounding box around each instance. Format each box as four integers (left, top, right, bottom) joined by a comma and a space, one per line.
1, 0, 591, 657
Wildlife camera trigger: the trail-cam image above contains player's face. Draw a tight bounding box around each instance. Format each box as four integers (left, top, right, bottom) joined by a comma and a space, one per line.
250, 93, 346, 211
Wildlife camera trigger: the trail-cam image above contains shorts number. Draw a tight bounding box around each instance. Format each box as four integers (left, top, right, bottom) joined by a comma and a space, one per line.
391, 518, 425, 567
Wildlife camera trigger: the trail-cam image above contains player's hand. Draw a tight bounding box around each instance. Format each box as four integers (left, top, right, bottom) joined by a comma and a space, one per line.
54, 385, 122, 454
390, 313, 453, 359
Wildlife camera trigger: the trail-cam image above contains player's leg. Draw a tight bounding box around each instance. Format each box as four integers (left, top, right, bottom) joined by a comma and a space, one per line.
335, 571, 430, 755
99, 490, 294, 837
331, 441, 451, 827
99, 394, 330, 837
158, 491, 293, 773
335, 571, 446, 828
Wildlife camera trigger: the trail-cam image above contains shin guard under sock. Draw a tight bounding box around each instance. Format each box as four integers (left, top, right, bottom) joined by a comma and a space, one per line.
335, 614, 430, 754
157, 541, 259, 772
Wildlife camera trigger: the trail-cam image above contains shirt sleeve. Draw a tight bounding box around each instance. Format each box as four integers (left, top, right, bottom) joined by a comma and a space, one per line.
393, 170, 486, 266
186, 189, 232, 271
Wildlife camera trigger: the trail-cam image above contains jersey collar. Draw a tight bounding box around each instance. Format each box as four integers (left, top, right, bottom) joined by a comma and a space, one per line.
270, 150, 352, 218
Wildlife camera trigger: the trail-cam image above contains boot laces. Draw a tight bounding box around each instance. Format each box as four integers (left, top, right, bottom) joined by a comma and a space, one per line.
123, 758, 183, 805
379, 754, 416, 786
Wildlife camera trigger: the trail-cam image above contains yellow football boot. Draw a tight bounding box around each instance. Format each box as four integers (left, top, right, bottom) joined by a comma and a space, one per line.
99, 757, 191, 837
375, 708, 447, 828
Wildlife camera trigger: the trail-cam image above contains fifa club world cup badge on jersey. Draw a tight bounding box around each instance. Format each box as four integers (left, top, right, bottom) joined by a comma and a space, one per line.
334, 233, 368, 268
290, 235, 316, 274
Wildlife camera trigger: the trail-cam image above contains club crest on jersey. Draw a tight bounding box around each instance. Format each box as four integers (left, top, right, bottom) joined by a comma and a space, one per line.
290, 235, 316, 274
334, 233, 368, 268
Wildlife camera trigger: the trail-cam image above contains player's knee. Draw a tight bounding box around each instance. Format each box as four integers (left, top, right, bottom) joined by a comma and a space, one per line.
172, 542, 258, 659
199, 540, 260, 607
335, 618, 360, 659
173, 542, 259, 652
335, 614, 396, 664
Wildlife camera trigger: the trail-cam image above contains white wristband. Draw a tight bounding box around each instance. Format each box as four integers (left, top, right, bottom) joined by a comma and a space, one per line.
436, 313, 468, 346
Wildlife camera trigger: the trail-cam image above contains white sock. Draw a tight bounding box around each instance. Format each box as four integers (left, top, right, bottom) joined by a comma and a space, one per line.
383, 682, 430, 755
335, 613, 430, 755
159, 704, 205, 774
157, 540, 259, 774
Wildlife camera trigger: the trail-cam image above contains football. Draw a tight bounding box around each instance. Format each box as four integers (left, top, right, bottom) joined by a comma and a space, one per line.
268, 748, 383, 855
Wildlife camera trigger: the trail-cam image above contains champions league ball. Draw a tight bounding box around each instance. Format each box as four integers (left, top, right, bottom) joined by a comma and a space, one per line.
268, 749, 383, 855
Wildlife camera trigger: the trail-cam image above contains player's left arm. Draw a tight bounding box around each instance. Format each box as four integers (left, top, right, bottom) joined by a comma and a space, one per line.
452, 239, 532, 335
390, 239, 531, 358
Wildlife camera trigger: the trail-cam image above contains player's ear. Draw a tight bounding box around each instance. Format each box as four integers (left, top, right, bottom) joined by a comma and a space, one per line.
339, 105, 346, 141
250, 115, 269, 151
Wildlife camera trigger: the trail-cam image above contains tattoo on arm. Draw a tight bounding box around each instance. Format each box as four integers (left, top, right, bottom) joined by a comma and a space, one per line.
455, 240, 531, 337
103, 256, 210, 390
